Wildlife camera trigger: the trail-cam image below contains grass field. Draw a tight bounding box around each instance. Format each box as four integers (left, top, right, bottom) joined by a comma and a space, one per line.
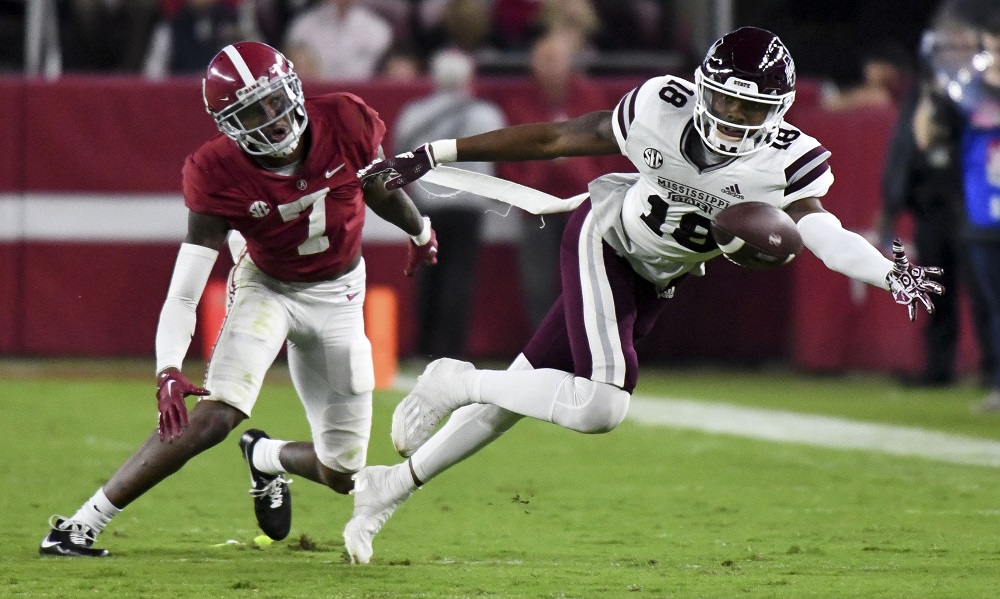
3, 360, 999, 598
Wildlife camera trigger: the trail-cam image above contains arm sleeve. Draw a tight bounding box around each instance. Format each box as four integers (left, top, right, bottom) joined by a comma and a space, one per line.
154, 243, 219, 373
797, 212, 893, 289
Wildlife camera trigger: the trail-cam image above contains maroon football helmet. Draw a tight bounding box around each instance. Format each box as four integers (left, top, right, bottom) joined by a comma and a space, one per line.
202, 41, 308, 157
693, 27, 796, 156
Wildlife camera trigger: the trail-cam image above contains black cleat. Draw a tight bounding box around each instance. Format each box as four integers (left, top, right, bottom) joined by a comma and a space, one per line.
39, 516, 109, 557
239, 429, 292, 541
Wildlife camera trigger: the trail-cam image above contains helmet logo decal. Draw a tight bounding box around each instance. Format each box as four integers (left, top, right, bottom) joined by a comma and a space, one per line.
249, 201, 270, 218
643, 148, 663, 168
222, 44, 257, 85
768, 233, 782, 247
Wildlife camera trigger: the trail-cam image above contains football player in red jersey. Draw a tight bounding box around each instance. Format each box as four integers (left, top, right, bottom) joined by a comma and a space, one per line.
39, 42, 438, 557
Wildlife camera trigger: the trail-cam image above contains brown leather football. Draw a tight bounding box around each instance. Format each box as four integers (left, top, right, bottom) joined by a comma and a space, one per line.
710, 201, 803, 269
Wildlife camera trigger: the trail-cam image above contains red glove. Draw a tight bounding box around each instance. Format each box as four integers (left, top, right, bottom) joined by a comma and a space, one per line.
156, 368, 210, 442
404, 226, 438, 277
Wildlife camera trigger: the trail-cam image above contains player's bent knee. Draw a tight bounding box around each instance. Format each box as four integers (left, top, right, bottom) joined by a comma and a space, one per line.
315, 439, 367, 481
189, 400, 244, 446
564, 379, 630, 434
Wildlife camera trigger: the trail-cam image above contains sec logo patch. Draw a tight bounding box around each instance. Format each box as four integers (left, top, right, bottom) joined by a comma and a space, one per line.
643, 148, 663, 168
248, 201, 270, 219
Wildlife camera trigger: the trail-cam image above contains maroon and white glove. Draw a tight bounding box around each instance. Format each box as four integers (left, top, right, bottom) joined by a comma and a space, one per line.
404, 216, 438, 277
886, 239, 945, 322
358, 141, 455, 190
156, 367, 209, 442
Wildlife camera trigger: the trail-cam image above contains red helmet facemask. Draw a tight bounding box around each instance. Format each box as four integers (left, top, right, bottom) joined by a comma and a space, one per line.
202, 42, 308, 157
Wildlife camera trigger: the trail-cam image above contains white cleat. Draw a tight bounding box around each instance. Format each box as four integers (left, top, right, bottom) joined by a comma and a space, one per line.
343, 465, 415, 564
392, 358, 476, 457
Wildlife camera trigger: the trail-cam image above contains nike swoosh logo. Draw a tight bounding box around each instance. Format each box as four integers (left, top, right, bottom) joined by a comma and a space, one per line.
326, 164, 345, 178
40, 538, 61, 548
166, 380, 176, 396
346, 293, 359, 301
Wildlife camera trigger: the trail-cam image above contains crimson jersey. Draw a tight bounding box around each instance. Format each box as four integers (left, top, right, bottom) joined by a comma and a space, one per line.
183, 93, 386, 282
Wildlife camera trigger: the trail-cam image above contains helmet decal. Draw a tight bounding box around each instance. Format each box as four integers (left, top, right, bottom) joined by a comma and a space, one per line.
222, 45, 257, 86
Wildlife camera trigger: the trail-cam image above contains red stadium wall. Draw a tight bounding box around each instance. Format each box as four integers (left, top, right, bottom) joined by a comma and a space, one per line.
0, 76, 981, 373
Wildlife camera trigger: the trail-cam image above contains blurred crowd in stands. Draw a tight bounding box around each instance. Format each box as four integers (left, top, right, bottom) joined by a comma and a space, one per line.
0, 0, 682, 79
0, 0, 942, 96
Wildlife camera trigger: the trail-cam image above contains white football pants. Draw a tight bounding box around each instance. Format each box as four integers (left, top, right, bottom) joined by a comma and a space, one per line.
203, 256, 374, 474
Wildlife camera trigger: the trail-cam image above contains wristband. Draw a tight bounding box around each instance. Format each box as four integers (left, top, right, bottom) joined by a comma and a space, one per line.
410, 216, 432, 246
429, 139, 458, 165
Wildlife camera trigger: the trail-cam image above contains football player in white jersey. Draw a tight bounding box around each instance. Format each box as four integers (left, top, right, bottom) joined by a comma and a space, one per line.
341, 27, 944, 564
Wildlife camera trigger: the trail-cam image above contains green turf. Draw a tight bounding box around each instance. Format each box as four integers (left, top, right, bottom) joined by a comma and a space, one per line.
4, 362, 999, 598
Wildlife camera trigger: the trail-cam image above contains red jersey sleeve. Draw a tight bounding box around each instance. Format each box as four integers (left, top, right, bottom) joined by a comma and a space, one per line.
182, 154, 213, 214
329, 92, 386, 167
181, 136, 246, 218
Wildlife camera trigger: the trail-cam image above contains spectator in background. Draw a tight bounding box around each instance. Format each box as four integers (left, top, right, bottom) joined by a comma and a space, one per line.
415, 0, 494, 58
491, 0, 542, 50
378, 43, 423, 80
589, 0, 659, 51
501, 29, 618, 329
144, 0, 243, 78
283, 0, 393, 80
393, 49, 507, 359
536, 0, 600, 53
916, 11, 1000, 410
490, 0, 600, 53
877, 78, 994, 387
59, 0, 159, 72
822, 43, 913, 111
247, 0, 316, 50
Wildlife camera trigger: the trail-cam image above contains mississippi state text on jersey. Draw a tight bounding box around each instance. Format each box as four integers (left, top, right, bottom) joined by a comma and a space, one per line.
591, 75, 833, 290
183, 92, 386, 282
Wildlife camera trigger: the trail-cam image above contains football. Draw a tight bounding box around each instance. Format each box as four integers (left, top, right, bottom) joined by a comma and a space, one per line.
710, 201, 802, 269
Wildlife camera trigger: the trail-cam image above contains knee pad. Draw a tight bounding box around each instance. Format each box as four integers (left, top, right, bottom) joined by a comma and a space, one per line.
555, 378, 630, 434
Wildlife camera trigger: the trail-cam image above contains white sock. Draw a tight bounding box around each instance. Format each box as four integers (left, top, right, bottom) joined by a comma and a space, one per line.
252, 438, 288, 475
474, 366, 629, 433
411, 404, 521, 484
474, 367, 575, 422
70, 488, 120, 536
410, 354, 530, 483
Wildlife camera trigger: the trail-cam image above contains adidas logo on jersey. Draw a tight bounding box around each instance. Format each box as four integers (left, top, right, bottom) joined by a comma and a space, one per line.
721, 184, 744, 199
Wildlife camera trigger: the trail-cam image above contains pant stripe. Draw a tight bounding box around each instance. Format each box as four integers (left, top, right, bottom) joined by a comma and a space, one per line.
578, 210, 626, 387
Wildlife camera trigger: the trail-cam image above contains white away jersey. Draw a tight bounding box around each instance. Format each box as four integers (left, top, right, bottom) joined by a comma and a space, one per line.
589, 75, 833, 290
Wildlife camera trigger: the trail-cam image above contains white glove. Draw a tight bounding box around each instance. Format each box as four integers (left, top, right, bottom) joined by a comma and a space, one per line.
886, 239, 944, 322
